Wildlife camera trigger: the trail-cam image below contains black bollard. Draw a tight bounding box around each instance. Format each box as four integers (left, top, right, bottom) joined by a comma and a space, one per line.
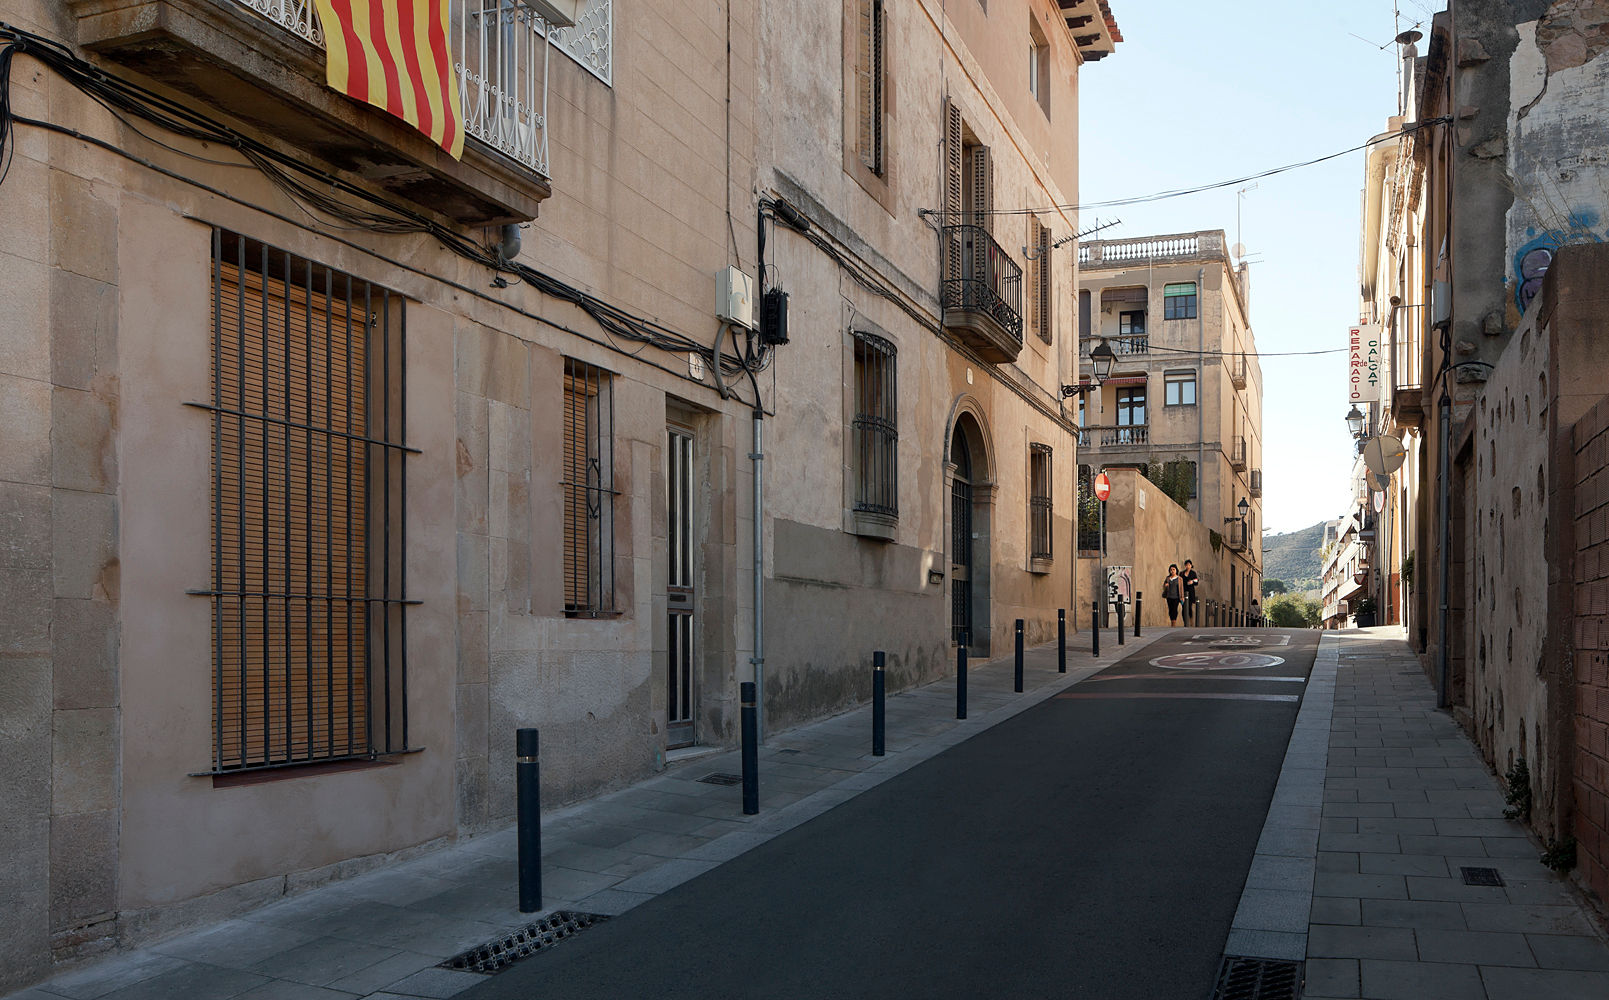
1092, 601, 1100, 656
1134, 592, 1143, 638
516, 728, 542, 913
1116, 598, 1126, 646
741, 682, 759, 815
1058, 609, 1066, 673
872, 651, 886, 757
956, 632, 969, 720
1014, 619, 1024, 693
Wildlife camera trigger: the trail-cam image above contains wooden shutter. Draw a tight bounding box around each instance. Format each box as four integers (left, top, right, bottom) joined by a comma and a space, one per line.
213, 260, 369, 768
969, 144, 993, 280
1037, 220, 1053, 343
856, 0, 880, 173
944, 97, 964, 282
563, 370, 592, 609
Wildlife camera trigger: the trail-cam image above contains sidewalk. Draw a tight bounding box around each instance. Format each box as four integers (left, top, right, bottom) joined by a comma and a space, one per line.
5, 625, 1162, 1000
1295, 629, 1609, 1000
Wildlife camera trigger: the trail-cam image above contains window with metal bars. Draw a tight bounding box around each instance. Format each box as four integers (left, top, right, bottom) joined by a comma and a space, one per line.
1029, 444, 1053, 562
856, 0, 887, 176
563, 358, 618, 614
852, 331, 898, 519
199, 230, 415, 774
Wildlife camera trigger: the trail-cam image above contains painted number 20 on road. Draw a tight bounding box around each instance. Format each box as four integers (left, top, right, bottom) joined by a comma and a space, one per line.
1149, 652, 1286, 671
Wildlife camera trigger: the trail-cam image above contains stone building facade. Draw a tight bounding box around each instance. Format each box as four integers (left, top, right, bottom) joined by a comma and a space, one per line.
0, 0, 1121, 990
1074, 231, 1264, 618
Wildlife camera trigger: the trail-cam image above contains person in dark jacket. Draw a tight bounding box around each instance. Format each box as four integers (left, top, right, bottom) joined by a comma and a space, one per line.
1163, 564, 1184, 627
1180, 559, 1200, 625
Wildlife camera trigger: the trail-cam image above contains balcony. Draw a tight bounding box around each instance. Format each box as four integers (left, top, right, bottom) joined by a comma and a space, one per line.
1082, 334, 1148, 357
1231, 353, 1248, 389
1249, 468, 1262, 497
1393, 327, 1424, 428
1077, 424, 1149, 448
1226, 520, 1247, 551
1230, 436, 1247, 471
69, 0, 556, 225
942, 225, 1023, 363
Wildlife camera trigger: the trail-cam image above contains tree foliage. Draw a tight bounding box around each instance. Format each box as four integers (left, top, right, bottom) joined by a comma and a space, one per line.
1262, 578, 1288, 597
1142, 460, 1196, 510
1265, 592, 1321, 628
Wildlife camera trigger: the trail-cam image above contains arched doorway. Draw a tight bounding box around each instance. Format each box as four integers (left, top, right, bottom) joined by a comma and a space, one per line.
951, 428, 974, 646
949, 412, 993, 652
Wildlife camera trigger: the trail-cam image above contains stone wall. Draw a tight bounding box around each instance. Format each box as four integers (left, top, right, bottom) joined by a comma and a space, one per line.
1571, 394, 1609, 905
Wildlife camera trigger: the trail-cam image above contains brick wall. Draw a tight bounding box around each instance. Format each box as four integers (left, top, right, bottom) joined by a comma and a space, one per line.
1572, 393, 1609, 904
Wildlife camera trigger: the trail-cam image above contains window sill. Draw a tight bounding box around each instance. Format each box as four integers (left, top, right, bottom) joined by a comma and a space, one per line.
565, 609, 626, 620
1029, 557, 1053, 575
850, 510, 898, 541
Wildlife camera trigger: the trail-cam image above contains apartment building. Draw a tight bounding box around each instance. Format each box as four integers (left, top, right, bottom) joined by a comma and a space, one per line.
1074, 231, 1263, 616
0, 0, 1120, 989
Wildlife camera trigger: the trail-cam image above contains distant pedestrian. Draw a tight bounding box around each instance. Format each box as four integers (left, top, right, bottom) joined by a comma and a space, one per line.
1163, 564, 1184, 626
1180, 559, 1200, 625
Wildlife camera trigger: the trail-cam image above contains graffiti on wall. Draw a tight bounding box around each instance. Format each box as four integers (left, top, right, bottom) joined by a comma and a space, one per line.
1513, 209, 1604, 312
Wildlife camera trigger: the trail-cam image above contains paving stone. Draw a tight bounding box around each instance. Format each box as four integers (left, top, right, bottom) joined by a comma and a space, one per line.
1313, 872, 1407, 900
92, 964, 270, 1000
1232, 888, 1311, 933
234, 982, 361, 1000
248, 939, 402, 987
1524, 934, 1609, 972
1310, 896, 1361, 926
1322, 802, 1398, 818
1414, 928, 1536, 967
35, 952, 189, 1000
383, 968, 484, 998
1480, 837, 1542, 858
1398, 835, 1487, 856
1360, 898, 1470, 930
150, 921, 317, 972
1319, 832, 1401, 853
1461, 903, 1594, 936
1302, 957, 1360, 998
1356, 853, 1449, 878
1358, 958, 1485, 999
323, 952, 440, 996
1405, 876, 1510, 903
1308, 923, 1418, 961
1477, 965, 1609, 1000
1318, 851, 1360, 873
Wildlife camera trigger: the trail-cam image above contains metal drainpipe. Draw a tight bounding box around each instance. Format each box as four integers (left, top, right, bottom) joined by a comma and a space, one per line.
1197, 267, 1205, 520
1436, 391, 1452, 708
751, 408, 765, 743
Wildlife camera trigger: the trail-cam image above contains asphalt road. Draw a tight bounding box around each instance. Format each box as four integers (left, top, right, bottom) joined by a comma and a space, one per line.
464, 628, 1320, 1000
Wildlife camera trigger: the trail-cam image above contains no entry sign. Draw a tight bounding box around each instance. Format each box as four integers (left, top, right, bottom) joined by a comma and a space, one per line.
1093, 472, 1111, 502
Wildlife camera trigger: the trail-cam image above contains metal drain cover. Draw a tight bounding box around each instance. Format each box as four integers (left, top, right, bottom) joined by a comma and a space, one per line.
438, 911, 608, 975
698, 772, 744, 786
1461, 866, 1505, 887
1211, 956, 1303, 1000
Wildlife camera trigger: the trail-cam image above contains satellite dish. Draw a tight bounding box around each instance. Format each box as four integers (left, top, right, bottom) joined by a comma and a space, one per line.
1362, 434, 1407, 476
1231, 242, 1246, 259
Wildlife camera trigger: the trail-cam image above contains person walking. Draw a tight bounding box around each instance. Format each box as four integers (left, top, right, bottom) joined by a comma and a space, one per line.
1163, 564, 1184, 627
1180, 559, 1200, 626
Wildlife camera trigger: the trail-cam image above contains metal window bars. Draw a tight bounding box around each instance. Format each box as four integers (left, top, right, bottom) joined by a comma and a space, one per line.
853, 331, 899, 518
194, 230, 415, 773
563, 358, 617, 614
940, 224, 1024, 344
1029, 443, 1053, 561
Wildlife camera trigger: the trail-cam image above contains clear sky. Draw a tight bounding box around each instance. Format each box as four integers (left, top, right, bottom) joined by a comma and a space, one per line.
1079, 1, 1425, 534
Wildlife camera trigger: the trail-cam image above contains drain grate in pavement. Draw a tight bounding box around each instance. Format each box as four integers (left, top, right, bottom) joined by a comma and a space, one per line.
697, 772, 744, 785
1461, 866, 1505, 887
1210, 956, 1303, 1000
439, 911, 609, 975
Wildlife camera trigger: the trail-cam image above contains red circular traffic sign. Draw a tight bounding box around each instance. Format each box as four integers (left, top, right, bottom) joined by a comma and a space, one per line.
1093, 472, 1111, 502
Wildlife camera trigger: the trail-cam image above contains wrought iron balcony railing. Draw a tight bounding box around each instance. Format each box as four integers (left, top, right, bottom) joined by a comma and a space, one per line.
941, 224, 1023, 361
1077, 424, 1149, 447
1231, 436, 1247, 469
227, 0, 559, 177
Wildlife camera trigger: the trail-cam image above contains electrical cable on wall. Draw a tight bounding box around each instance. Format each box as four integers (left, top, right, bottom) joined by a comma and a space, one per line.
0, 22, 770, 403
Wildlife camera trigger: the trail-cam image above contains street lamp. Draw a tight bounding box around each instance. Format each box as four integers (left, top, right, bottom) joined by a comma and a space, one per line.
1237, 496, 1250, 521
1345, 404, 1365, 438
1061, 337, 1119, 398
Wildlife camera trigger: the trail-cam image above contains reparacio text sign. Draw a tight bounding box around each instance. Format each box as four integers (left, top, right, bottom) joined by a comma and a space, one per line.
1348, 324, 1381, 403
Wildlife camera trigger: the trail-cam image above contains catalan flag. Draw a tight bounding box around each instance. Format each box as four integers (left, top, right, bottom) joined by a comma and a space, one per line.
311, 0, 464, 159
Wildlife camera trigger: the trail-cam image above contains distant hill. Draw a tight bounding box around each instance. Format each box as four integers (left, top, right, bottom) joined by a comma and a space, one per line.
1262, 521, 1326, 596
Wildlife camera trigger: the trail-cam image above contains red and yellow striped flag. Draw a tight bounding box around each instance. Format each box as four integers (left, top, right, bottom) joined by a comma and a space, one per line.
312, 0, 465, 159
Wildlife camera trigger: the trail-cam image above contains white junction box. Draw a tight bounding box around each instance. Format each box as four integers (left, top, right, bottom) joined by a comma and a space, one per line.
716, 266, 755, 329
